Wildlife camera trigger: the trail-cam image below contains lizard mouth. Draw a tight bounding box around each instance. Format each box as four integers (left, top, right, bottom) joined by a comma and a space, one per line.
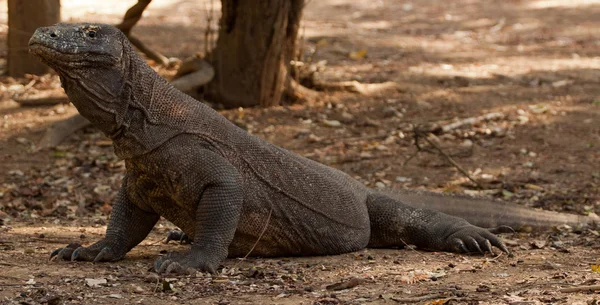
29, 43, 111, 68
29, 43, 78, 60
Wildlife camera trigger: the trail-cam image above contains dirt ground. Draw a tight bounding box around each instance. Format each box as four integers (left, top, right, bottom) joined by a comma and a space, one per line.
1, 0, 600, 304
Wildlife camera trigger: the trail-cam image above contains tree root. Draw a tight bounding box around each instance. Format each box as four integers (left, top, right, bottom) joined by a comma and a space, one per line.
407, 127, 484, 189
313, 80, 399, 95
13, 90, 68, 106
115, 0, 171, 66
285, 78, 319, 103
38, 114, 90, 149
37, 59, 215, 148
127, 34, 170, 66
171, 57, 215, 93
439, 112, 505, 133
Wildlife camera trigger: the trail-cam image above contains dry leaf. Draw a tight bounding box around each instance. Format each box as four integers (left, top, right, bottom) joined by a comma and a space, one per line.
349, 50, 367, 60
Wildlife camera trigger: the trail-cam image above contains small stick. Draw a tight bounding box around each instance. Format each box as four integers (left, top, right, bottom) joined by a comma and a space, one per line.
415, 128, 484, 189
559, 284, 600, 293
390, 294, 444, 303
232, 206, 273, 269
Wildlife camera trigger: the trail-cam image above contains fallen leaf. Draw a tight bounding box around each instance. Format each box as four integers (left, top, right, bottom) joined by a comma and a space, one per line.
326, 277, 363, 291
349, 50, 367, 60
530, 240, 546, 249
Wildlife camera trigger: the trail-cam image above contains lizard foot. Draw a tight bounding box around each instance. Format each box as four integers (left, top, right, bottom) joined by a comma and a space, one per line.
50, 241, 125, 262
165, 230, 191, 244
154, 251, 220, 274
444, 225, 510, 256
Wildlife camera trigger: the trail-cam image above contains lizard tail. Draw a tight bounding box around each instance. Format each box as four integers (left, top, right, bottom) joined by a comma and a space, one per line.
380, 189, 599, 231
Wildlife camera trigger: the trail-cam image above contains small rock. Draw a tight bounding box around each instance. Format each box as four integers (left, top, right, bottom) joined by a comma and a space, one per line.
306, 134, 323, 143
551, 79, 573, 88
133, 285, 144, 293
395, 176, 411, 183
530, 240, 546, 249
341, 111, 354, 121
323, 120, 342, 127
144, 273, 160, 283
16, 137, 30, 145
85, 278, 107, 288
460, 139, 473, 148
8, 170, 24, 176
417, 100, 433, 109
517, 115, 529, 124
481, 174, 494, 180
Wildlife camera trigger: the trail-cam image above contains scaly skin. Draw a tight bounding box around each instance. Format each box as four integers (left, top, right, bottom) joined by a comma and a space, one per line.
29, 23, 516, 274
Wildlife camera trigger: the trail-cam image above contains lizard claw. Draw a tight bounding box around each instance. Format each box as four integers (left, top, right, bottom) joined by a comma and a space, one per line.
165, 230, 191, 244
50, 243, 81, 261
488, 225, 515, 234
446, 225, 510, 255
50, 240, 125, 262
154, 251, 219, 274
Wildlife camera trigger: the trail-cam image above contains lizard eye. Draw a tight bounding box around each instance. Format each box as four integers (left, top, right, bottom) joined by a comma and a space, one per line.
88, 31, 97, 38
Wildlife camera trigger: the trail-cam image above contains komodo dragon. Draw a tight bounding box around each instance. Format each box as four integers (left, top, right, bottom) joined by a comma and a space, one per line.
29, 23, 597, 274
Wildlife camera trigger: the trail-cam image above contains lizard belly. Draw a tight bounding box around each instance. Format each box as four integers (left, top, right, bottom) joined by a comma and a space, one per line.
227, 178, 371, 258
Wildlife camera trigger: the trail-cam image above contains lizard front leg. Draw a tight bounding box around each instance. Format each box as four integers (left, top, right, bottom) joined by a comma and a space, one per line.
154, 149, 243, 274
51, 188, 159, 262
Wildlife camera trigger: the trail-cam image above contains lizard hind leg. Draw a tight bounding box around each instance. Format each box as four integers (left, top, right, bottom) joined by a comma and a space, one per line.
365, 193, 509, 254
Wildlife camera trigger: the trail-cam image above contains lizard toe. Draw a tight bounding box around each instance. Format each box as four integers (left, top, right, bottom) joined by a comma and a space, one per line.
50, 243, 81, 261
165, 230, 191, 245
464, 236, 484, 254
446, 225, 510, 255
154, 251, 218, 274
450, 238, 469, 253
488, 225, 515, 234
71, 246, 103, 261
481, 239, 494, 254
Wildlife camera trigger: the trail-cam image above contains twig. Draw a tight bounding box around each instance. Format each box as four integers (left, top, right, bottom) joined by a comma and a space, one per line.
402, 150, 419, 167
204, 0, 216, 59
171, 61, 215, 92
127, 35, 170, 66
38, 113, 91, 149
440, 112, 504, 133
390, 294, 444, 303
414, 127, 484, 189
232, 206, 273, 269
115, 0, 170, 66
399, 238, 427, 258
560, 284, 600, 293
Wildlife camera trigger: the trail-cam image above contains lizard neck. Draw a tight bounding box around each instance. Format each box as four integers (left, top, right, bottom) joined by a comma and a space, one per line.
109, 44, 218, 159
63, 40, 224, 160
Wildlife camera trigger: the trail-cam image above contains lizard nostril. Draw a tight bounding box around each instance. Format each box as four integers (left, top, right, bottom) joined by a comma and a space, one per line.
50, 32, 57, 38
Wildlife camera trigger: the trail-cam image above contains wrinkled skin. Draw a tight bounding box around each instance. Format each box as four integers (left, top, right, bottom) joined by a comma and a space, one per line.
31, 23, 509, 275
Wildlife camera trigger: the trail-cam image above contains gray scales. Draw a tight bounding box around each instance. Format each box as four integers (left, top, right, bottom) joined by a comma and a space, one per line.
28, 23, 598, 274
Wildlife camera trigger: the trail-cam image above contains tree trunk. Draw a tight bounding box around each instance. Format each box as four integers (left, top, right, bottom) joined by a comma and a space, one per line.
7, 0, 61, 76
208, 0, 304, 108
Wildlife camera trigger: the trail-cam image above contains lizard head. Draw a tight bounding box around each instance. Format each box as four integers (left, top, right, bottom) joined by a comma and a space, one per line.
29, 23, 131, 136
29, 23, 125, 74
